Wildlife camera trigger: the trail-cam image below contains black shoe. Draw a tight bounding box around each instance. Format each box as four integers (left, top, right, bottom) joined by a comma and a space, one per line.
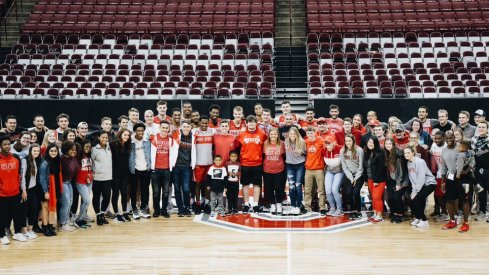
243, 205, 250, 214
114, 214, 125, 223
101, 215, 110, 224
153, 211, 160, 218
195, 205, 202, 215
33, 224, 43, 234
96, 214, 104, 226
203, 204, 211, 215
123, 213, 131, 222
43, 225, 53, 237
74, 220, 86, 229
161, 211, 170, 218
48, 224, 57, 236
184, 209, 192, 217
178, 211, 184, 217
320, 209, 327, 216
300, 206, 308, 215
253, 206, 260, 213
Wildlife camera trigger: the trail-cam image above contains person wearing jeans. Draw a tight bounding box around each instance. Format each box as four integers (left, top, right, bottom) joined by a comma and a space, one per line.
340, 134, 364, 220
74, 140, 93, 229
171, 120, 196, 217
129, 123, 152, 220
285, 127, 306, 215
323, 137, 344, 217
59, 142, 80, 232
150, 121, 179, 218
405, 146, 437, 229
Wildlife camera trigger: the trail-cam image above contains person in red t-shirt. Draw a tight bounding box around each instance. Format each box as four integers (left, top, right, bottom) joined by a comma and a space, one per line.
275, 100, 301, 127
229, 106, 246, 137
304, 127, 327, 215
325, 104, 343, 135
263, 128, 286, 215
236, 115, 267, 213
335, 117, 362, 146
213, 119, 237, 164
298, 107, 318, 129
208, 104, 222, 129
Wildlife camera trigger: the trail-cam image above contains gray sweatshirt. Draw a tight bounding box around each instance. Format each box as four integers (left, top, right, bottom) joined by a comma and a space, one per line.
408, 157, 436, 195
340, 146, 364, 182
92, 144, 113, 181
456, 150, 476, 177
285, 141, 306, 165
438, 147, 458, 178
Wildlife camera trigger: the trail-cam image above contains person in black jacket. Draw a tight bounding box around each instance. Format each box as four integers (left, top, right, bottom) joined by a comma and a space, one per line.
364, 136, 387, 223
109, 128, 131, 223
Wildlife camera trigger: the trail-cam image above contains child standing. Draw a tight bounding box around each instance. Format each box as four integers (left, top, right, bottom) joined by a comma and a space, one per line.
225, 151, 241, 215
206, 155, 228, 216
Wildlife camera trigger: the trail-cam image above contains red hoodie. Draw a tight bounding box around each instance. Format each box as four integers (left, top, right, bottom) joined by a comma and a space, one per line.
0, 153, 21, 197
324, 145, 342, 172
393, 131, 411, 150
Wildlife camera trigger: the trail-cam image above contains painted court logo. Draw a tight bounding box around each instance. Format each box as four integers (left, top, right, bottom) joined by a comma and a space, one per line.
194, 212, 370, 233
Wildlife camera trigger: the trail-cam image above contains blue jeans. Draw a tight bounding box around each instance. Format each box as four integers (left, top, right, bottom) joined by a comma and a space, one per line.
76, 182, 92, 222
59, 181, 73, 225
286, 163, 305, 208
151, 169, 171, 213
172, 166, 191, 212
325, 171, 344, 211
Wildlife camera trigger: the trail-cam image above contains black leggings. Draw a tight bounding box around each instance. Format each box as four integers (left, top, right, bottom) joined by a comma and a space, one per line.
0, 194, 23, 236
112, 177, 129, 213
343, 175, 364, 212
410, 184, 436, 221
130, 170, 151, 210
263, 171, 286, 204
92, 180, 111, 214
387, 178, 407, 214
20, 188, 39, 227
226, 181, 239, 211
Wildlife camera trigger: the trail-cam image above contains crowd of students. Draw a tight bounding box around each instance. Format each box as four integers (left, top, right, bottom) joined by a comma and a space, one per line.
0, 100, 488, 245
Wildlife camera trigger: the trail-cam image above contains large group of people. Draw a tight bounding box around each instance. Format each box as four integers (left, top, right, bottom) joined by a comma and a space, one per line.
1, 100, 488, 245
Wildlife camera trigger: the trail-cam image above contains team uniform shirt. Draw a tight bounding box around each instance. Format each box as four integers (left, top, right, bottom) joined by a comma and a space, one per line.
229, 119, 246, 137
305, 137, 326, 170
225, 160, 241, 183
325, 118, 344, 135
213, 134, 237, 164
430, 143, 447, 178
208, 118, 222, 129
153, 115, 171, 125
263, 142, 286, 174
192, 128, 216, 166
236, 128, 267, 167
206, 165, 228, 192
275, 113, 299, 127
151, 135, 170, 169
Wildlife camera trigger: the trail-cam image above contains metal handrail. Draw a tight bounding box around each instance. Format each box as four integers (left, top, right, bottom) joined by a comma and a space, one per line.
1, 0, 21, 46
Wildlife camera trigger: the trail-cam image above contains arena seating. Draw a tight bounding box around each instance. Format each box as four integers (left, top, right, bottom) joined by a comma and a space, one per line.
0, 0, 276, 99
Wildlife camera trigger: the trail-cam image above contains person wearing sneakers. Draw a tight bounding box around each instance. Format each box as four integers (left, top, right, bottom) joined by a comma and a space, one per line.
206, 155, 227, 216
73, 140, 93, 229
59, 141, 80, 232
0, 135, 24, 244
263, 128, 286, 215
110, 128, 132, 223
324, 137, 344, 217
471, 120, 489, 222
438, 131, 470, 232
129, 123, 152, 220
340, 134, 364, 220
19, 144, 42, 239
405, 146, 437, 229
285, 127, 307, 215
39, 144, 62, 237
364, 136, 387, 223
236, 115, 267, 213
225, 151, 241, 215
92, 131, 112, 226
431, 131, 449, 222
304, 127, 327, 215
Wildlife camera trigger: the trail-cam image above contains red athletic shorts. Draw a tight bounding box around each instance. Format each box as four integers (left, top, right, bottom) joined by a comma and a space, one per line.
193, 165, 211, 183
434, 178, 445, 197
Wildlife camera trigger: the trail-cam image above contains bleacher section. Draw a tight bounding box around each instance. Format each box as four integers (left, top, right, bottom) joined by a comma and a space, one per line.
307, 0, 489, 33
0, 0, 276, 99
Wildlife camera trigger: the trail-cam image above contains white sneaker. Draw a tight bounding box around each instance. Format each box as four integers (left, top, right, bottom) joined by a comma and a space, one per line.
132, 209, 141, 220
59, 224, 75, 232
276, 203, 283, 215
25, 231, 38, 240
140, 210, 151, 219
292, 207, 300, 215
474, 211, 487, 221
326, 209, 336, 216
331, 210, 344, 217
416, 220, 429, 228
270, 204, 276, 214
13, 233, 27, 242
84, 214, 95, 223
435, 214, 450, 222
410, 219, 421, 226
1, 236, 10, 245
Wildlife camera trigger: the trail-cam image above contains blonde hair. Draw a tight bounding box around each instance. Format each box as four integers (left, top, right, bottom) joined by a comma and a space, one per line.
42, 130, 57, 147
285, 127, 306, 154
